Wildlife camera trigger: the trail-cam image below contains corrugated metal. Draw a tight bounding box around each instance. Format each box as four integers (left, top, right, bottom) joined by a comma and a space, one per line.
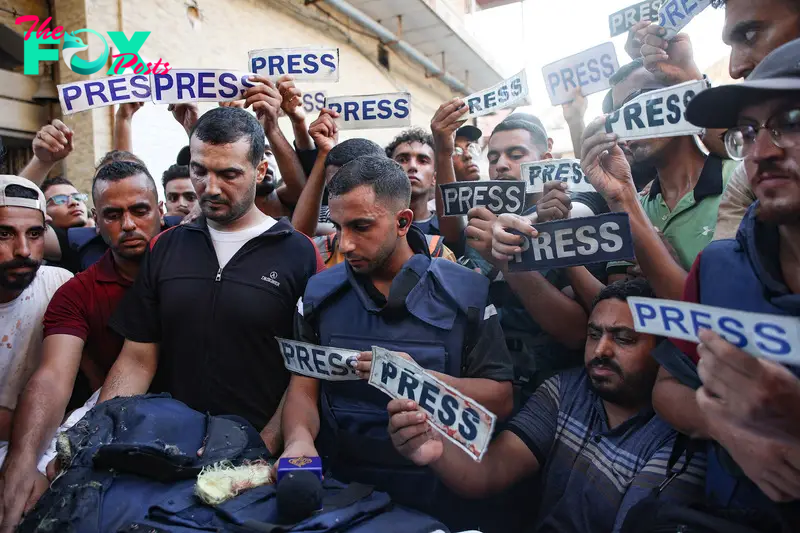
340, 0, 506, 92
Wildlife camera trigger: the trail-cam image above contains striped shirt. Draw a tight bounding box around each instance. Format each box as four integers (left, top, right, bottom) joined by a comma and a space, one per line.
508, 369, 705, 533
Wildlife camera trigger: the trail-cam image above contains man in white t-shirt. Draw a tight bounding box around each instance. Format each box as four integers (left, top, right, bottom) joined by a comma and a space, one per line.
0, 176, 72, 459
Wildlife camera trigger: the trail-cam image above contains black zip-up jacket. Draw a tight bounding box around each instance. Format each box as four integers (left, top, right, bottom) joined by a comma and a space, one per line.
110, 216, 321, 430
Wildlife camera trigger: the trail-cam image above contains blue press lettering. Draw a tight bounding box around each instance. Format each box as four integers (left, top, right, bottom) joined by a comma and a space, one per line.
438, 395, 458, 426
197, 72, 216, 99
419, 381, 440, 415
397, 370, 419, 401
459, 408, 480, 441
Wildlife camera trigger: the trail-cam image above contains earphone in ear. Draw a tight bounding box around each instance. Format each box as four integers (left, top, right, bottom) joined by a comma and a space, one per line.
399, 218, 409, 228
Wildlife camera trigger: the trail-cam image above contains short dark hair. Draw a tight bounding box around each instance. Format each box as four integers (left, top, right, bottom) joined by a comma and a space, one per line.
325, 138, 385, 169
191, 107, 265, 168
177, 145, 191, 166
592, 278, 655, 309
92, 161, 157, 204
40, 176, 75, 196
384, 128, 434, 159
491, 119, 548, 150
162, 164, 190, 189
4, 184, 39, 200
328, 155, 411, 209
95, 150, 145, 171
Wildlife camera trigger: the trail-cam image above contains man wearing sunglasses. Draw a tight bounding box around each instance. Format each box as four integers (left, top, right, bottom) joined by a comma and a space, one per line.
453, 125, 483, 182
40, 177, 89, 230
647, 38, 800, 524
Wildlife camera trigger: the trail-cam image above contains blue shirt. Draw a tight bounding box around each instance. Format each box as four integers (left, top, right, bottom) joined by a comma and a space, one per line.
507, 369, 706, 533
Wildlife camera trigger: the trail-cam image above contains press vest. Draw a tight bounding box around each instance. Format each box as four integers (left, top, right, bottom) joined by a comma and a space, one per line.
301, 247, 489, 520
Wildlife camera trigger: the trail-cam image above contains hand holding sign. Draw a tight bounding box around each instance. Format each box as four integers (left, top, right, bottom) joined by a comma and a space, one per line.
243, 76, 282, 131
580, 116, 636, 206
625, 20, 652, 59
388, 399, 445, 466
696, 329, 800, 443
277, 75, 305, 122
116, 101, 145, 120
491, 213, 537, 265
641, 27, 702, 85
354, 350, 415, 379
308, 108, 340, 153
562, 88, 588, 126
431, 98, 468, 155
32, 120, 74, 164
169, 103, 200, 136
536, 181, 572, 223
465, 207, 499, 264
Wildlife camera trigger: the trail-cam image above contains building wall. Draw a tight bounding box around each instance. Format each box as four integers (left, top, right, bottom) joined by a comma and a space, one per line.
6, 0, 463, 197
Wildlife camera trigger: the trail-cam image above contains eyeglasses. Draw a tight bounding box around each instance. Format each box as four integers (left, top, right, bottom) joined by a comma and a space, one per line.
724, 108, 800, 160
47, 193, 88, 206
453, 143, 481, 160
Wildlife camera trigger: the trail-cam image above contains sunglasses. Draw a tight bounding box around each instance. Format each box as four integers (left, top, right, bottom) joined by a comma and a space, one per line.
453, 143, 482, 160
47, 193, 88, 206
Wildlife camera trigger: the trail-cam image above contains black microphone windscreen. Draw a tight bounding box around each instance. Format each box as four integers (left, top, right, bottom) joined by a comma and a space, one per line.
276, 470, 323, 523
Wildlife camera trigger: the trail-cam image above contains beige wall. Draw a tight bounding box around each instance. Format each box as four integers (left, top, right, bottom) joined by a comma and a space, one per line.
6, 0, 462, 197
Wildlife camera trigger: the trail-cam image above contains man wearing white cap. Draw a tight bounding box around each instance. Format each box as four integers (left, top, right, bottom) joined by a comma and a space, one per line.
0, 176, 71, 459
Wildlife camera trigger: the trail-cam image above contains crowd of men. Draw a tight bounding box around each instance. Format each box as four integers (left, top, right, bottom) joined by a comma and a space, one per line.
0, 0, 799, 531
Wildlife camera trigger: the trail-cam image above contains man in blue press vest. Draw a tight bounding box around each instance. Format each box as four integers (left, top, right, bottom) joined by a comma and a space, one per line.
652, 38, 800, 525
280, 155, 514, 530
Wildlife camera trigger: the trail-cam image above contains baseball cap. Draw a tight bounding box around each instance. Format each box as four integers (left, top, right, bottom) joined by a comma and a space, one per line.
455, 125, 483, 142
0, 175, 47, 219
686, 37, 800, 129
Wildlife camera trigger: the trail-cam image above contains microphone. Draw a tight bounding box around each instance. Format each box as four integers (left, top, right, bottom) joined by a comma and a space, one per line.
276, 456, 324, 522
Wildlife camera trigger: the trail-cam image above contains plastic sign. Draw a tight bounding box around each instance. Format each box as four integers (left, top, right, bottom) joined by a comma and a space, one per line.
542, 43, 619, 106
627, 298, 800, 365
368, 346, 496, 461
462, 70, 529, 119
609, 0, 664, 37
440, 180, 525, 217
58, 73, 151, 115
150, 69, 256, 104
522, 158, 595, 194
509, 213, 634, 272
605, 79, 705, 141
658, 0, 712, 39
58, 70, 257, 114
277, 338, 360, 381
248, 47, 339, 82
326, 92, 411, 130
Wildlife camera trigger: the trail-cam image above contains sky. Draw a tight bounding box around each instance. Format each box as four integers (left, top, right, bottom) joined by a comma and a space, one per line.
465, 0, 730, 141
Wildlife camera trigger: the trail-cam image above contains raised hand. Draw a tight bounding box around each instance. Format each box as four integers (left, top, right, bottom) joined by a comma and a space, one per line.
32, 120, 73, 164
388, 400, 444, 466
308, 108, 340, 153
276, 75, 305, 123
640, 27, 702, 85
168, 103, 200, 135
430, 98, 469, 155
580, 116, 636, 206
242, 76, 282, 131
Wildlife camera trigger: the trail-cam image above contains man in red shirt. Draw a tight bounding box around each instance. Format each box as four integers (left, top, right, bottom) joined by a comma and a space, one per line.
0, 160, 162, 530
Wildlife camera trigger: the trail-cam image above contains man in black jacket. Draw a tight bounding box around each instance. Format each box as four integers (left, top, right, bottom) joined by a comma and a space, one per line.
101, 106, 322, 454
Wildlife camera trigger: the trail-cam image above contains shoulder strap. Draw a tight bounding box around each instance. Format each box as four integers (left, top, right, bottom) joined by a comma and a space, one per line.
658, 433, 701, 495
462, 306, 482, 374
425, 234, 444, 258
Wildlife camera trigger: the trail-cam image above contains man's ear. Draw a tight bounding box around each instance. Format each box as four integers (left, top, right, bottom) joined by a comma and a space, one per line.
255, 159, 268, 185
396, 208, 414, 236
92, 208, 99, 234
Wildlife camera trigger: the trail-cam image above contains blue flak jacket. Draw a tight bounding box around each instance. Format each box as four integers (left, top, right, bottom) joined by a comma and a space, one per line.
694, 202, 800, 519
300, 228, 490, 525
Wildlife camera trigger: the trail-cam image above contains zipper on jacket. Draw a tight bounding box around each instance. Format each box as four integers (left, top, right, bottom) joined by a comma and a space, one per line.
215, 267, 222, 282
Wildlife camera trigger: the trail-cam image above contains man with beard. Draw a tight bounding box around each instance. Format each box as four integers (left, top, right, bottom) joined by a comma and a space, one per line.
0, 177, 71, 482
574, 62, 728, 301
650, 38, 800, 523
387, 279, 705, 533
280, 155, 513, 531
99, 106, 322, 454
385, 128, 440, 236
40, 177, 89, 230
0, 161, 163, 532
161, 164, 197, 217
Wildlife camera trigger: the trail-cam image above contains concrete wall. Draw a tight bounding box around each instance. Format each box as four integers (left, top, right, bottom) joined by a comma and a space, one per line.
6, 0, 462, 198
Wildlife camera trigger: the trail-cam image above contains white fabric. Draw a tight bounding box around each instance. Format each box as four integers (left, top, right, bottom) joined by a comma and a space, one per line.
207, 216, 277, 269
0, 389, 99, 473
0, 266, 72, 410
427, 198, 437, 214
